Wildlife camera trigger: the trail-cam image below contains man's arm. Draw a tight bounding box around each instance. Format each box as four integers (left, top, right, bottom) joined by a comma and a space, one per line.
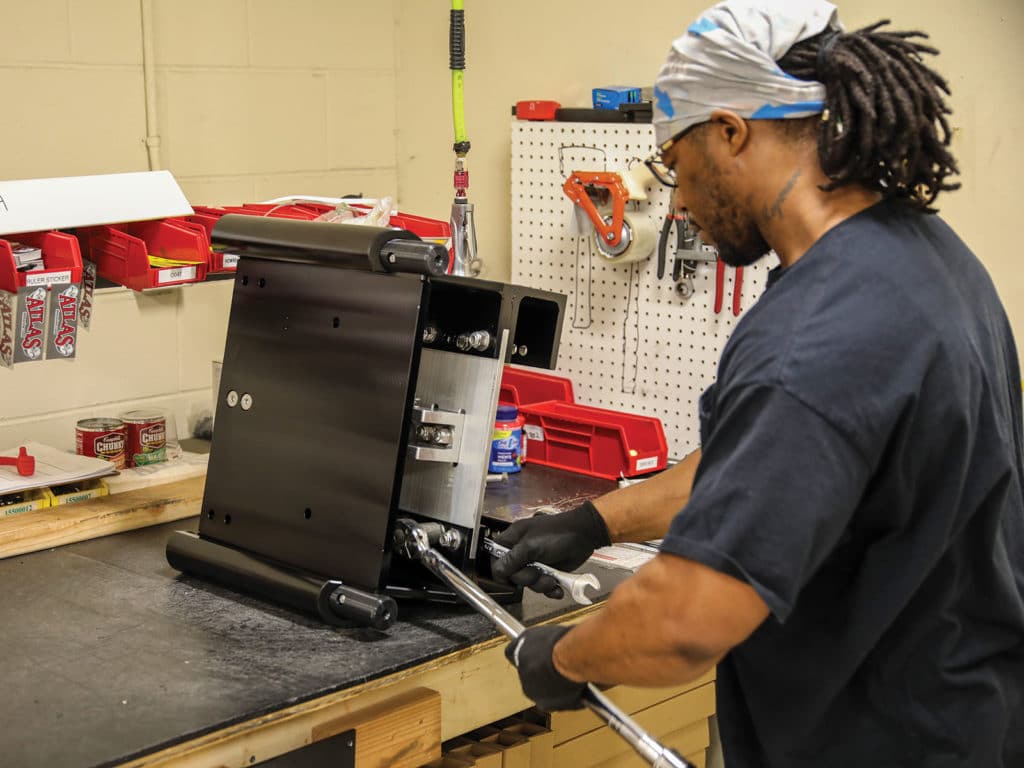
596, 448, 702, 543
553, 551, 769, 687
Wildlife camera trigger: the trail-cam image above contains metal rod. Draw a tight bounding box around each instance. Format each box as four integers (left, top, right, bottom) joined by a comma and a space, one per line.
396, 519, 691, 768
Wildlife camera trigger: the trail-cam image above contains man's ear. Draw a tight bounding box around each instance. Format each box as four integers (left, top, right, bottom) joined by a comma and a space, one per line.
708, 109, 749, 157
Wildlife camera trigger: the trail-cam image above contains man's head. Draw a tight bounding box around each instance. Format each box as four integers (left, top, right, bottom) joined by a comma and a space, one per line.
651, 0, 960, 266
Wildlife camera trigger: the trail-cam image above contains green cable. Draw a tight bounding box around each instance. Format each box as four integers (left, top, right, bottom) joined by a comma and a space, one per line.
452, 71, 467, 146
451, 0, 468, 150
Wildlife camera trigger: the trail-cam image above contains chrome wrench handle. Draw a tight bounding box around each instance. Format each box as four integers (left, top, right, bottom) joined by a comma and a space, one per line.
482, 538, 601, 605
392, 519, 691, 768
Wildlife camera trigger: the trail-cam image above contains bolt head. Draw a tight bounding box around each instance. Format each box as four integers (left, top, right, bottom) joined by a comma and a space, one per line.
226, 390, 239, 407
240, 393, 253, 411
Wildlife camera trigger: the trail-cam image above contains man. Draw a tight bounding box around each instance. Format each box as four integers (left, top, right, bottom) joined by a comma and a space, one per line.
492, 1, 1024, 766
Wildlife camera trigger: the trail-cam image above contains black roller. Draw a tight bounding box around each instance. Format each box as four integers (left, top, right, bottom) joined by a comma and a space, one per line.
167, 531, 396, 629
211, 214, 421, 272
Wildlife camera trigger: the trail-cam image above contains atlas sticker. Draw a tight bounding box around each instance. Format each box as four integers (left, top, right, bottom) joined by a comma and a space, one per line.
47, 283, 79, 359
0, 290, 14, 368
14, 285, 47, 363
80, 260, 97, 329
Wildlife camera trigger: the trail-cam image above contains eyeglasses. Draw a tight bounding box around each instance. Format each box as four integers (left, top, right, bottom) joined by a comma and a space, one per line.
643, 122, 707, 189
644, 153, 676, 188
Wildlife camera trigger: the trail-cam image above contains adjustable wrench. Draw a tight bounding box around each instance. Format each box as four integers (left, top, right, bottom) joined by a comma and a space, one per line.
393, 519, 692, 768
482, 538, 601, 605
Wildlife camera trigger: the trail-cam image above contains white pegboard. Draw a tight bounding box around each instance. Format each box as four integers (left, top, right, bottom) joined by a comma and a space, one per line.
511, 120, 775, 457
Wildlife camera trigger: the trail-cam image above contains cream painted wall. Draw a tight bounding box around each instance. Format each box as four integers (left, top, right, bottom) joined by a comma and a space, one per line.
395, 0, 1024, 349
1, 0, 1021, 452
0, 0, 400, 450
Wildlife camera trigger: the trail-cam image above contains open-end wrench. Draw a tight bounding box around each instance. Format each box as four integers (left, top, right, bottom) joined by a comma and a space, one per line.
481, 537, 601, 605
393, 518, 691, 768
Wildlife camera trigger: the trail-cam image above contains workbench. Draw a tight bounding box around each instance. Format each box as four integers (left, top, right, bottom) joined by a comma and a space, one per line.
0, 465, 714, 768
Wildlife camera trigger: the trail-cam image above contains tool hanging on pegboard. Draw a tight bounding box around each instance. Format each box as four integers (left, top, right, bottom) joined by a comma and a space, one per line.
714, 260, 744, 317
561, 170, 657, 265
448, 0, 481, 276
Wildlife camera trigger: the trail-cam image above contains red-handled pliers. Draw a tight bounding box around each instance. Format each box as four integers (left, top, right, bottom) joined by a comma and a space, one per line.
714, 261, 744, 317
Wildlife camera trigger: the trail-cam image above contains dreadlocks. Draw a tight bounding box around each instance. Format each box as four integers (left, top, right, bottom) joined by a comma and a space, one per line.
777, 21, 960, 212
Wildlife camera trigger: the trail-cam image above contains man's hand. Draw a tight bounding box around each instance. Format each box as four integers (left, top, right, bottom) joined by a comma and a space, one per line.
505, 625, 586, 711
491, 501, 611, 598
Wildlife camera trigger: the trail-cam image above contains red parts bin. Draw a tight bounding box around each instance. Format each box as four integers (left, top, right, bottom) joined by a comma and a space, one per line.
499, 366, 575, 408
519, 400, 668, 480
0, 231, 83, 292
79, 219, 209, 291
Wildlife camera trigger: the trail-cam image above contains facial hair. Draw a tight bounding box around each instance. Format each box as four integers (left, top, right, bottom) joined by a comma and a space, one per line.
700, 175, 771, 268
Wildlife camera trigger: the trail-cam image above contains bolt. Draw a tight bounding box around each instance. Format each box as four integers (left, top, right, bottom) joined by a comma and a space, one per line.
439, 528, 462, 550
226, 390, 239, 408
240, 393, 253, 411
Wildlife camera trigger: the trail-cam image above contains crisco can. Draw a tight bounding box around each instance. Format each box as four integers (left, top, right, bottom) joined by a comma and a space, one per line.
75, 418, 127, 470
120, 409, 167, 468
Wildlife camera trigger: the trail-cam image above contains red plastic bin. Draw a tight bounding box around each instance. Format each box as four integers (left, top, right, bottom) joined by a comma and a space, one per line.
499, 366, 575, 407
80, 219, 208, 291
0, 231, 84, 292
519, 401, 667, 480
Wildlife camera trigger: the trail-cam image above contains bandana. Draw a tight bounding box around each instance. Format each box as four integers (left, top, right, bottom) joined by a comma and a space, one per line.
653, 0, 843, 146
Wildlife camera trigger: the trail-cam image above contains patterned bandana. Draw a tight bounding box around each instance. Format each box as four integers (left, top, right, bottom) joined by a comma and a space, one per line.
653, 0, 842, 146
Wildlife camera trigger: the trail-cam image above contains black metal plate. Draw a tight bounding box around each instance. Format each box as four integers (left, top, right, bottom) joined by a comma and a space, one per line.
262, 729, 354, 767
200, 260, 425, 590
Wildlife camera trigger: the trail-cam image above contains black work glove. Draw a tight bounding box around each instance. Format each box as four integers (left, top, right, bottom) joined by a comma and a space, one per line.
505, 625, 586, 711
491, 500, 611, 599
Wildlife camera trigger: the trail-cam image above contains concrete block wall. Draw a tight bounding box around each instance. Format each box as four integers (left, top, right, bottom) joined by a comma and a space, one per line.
0, 0, 400, 451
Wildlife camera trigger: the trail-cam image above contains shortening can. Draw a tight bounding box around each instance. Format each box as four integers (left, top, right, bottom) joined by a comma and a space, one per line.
75, 418, 127, 470
120, 409, 167, 468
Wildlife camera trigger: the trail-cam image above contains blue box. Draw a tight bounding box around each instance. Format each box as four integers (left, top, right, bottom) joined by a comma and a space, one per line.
592, 86, 641, 110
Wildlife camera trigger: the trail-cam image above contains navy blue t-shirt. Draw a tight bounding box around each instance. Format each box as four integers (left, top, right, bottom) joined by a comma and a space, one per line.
660, 200, 1024, 767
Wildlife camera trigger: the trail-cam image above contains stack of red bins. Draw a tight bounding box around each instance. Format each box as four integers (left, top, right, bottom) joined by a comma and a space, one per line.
498, 366, 668, 480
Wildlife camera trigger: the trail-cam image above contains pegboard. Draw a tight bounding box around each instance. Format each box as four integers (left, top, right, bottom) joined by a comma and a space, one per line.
511, 120, 776, 458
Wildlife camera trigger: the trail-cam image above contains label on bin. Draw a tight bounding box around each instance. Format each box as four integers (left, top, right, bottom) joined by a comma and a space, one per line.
157, 266, 196, 285
25, 269, 72, 287
222, 253, 240, 269
523, 424, 544, 442
636, 456, 659, 471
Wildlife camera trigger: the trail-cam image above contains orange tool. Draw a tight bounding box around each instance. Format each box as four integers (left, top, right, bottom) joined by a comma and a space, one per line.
562, 171, 632, 253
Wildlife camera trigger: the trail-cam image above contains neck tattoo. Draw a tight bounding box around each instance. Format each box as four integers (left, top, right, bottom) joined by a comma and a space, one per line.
763, 169, 802, 221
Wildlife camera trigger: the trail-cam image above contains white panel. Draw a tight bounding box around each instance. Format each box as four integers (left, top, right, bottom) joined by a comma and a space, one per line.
0, 172, 192, 236
511, 121, 776, 458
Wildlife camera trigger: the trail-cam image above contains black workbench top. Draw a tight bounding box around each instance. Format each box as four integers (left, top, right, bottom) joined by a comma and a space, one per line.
0, 467, 620, 768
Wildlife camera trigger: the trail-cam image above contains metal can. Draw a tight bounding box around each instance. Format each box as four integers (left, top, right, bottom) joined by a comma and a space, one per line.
75, 418, 127, 470
120, 409, 167, 468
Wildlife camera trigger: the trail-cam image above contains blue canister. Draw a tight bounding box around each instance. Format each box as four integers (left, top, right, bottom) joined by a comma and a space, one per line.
489, 404, 525, 473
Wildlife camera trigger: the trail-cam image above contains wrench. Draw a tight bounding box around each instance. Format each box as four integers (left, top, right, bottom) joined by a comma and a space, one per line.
482, 538, 601, 605
393, 519, 691, 768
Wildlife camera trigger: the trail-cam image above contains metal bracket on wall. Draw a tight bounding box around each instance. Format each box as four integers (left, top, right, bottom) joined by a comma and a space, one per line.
408, 405, 466, 463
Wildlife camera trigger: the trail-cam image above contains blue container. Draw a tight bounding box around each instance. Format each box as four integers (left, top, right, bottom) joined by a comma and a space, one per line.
489, 404, 524, 473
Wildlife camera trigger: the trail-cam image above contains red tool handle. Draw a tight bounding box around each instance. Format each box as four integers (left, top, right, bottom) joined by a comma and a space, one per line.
733, 266, 744, 317
0, 446, 35, 477
714, 259, 725, 314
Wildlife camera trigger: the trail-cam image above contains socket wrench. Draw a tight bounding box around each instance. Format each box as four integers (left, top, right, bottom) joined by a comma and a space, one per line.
482, 538, 601, 605
393, 518, 691, 768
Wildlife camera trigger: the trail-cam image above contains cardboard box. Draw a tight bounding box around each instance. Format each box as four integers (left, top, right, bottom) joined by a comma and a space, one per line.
444, 738, 503, 768
498, 720, 554, 768
474, 729, 532, 768
0, 487, 51, 516
420, 758, 475, 768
